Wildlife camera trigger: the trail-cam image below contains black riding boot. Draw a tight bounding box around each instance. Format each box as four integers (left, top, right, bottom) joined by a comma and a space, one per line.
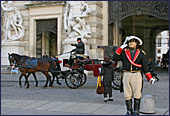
134, 98, 140, 115
125, 99, 133, 115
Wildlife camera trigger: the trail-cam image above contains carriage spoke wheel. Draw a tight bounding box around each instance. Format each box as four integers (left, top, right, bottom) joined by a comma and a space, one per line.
111, 68, 122, 90
80, 73, 87, 86
65, 71, 83, 89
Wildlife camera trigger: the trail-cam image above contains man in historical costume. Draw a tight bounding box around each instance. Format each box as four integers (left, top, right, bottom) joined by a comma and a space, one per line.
112, 36, 156, 115
65, 38, 85, 67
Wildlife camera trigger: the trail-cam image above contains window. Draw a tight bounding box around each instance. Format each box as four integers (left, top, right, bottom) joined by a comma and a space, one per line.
157, 49, 161, 53
157, 39, 161, 47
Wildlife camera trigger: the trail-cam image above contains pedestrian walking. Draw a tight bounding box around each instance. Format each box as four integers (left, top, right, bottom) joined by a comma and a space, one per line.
43, 52, 48, 58
100, 57, 114, 102
112, 35, 156, 115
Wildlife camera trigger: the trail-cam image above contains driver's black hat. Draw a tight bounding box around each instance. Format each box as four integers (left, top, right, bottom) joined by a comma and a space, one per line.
77, 38, 81, 41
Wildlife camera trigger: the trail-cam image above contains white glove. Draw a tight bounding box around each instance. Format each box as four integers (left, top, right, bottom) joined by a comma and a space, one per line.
120, 44, 128, 49
123, 36, 130, 45
149, 78, 156, 85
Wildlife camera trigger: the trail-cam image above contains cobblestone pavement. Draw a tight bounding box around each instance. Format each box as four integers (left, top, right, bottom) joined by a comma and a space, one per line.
1, 67, 169, 115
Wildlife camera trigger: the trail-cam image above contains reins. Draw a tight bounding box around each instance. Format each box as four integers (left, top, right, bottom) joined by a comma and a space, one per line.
18, 66, 60, 73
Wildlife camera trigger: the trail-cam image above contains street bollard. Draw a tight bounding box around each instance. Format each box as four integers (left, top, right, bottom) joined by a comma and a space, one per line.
140, 94, 156, 114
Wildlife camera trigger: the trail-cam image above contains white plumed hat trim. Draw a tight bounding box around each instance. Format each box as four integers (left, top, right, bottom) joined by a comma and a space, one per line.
124, 36, 143, 45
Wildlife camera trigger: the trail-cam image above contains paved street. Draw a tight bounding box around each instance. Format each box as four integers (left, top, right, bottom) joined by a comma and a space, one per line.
1, 67, 169, 115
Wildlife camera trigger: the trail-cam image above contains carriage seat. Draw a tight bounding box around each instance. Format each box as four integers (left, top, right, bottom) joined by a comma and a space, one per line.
75, 54, 90, 59
78, 59, 93, 65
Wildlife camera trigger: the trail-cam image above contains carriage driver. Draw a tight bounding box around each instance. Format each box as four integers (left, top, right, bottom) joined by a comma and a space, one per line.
65, 38, 85, 67
112, 36, 156, 115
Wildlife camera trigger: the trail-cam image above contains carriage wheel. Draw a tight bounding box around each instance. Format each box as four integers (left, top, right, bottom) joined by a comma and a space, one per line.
111, 67, 122, 90
65, 71, 83, 89
80, 73, 87, 86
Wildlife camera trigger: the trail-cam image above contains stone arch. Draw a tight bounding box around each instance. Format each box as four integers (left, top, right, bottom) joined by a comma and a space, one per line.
109, 1, 169, 23
150, 28, 169, 64
108, 1, 169, 60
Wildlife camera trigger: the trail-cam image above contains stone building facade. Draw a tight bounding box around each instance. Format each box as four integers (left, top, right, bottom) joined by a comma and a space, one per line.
1, 1, 169, 66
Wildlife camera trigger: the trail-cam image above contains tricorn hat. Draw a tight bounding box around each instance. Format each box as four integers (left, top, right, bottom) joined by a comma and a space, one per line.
124, 36, 143, 45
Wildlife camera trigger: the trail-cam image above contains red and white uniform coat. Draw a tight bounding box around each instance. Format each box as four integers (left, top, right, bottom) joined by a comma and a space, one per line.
112, 47, 152, 81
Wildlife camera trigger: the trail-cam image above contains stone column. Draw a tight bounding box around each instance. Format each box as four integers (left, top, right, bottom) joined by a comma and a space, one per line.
42, 32, 50, 56
113, 21, 119, 46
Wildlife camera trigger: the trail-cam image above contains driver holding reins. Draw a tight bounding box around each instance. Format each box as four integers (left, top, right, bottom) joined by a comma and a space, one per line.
112, 36, 156, 115
65, 38, 85, 67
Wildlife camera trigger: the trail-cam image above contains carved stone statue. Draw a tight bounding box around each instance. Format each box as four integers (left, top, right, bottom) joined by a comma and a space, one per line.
1, 1, 25, 43
64, 1, 92, 39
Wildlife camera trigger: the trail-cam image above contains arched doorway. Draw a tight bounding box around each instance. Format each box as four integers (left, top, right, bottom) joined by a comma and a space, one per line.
36, 19, 57, 58
121, 15, 169, 59
108, 1, 169, 61
155, 31, 169, 66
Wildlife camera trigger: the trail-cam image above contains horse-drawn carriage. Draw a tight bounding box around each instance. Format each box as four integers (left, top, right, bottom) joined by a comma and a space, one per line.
8, 46, 122, 89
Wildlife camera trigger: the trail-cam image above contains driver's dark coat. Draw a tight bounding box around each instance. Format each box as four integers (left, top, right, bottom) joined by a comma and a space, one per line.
72, 41, 85, 54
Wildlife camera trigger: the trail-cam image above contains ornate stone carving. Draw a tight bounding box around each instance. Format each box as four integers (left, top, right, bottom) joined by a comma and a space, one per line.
64, 1, 92, 40
109, 1, 169, 24
1, 1, 25, 43
26, 1, 65, 7
36, 19, 57, 35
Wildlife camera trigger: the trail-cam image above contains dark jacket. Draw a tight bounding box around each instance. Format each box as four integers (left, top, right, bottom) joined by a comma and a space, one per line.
100, 62, 114, 94
112, 48, 150, 76
72, 41, 85, 54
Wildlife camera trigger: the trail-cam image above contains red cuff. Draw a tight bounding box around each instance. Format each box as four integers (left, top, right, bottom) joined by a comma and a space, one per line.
58, 60, 62, 63
116, 47, 123, 55
145, 73, 152, 81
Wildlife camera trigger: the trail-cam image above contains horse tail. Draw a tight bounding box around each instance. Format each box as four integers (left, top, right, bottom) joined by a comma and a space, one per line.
48, 60, 56, 72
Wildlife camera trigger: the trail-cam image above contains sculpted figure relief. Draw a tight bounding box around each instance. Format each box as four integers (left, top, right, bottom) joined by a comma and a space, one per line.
1, 1, 25, 43
64, 1, 92, 39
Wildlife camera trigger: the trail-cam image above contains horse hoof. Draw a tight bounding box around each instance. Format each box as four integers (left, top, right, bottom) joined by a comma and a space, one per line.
58, 83, 61, 85
50, 85, 53, 87
35, 85, 38, 87
43, 86, 47, 88
20, 85, 22, 88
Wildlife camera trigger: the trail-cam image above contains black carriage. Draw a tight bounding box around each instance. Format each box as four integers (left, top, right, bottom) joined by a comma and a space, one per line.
8, 46, 122, 89
58, 46, 122, 89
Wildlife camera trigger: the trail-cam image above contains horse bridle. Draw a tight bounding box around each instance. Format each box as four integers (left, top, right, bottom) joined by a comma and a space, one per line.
8, 55, 17, 67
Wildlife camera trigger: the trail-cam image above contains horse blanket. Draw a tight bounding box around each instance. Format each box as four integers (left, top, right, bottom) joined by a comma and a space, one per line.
25, 58, 38, 69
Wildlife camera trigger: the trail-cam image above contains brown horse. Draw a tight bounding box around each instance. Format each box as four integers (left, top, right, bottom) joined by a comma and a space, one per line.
8, 53, 38, 87
8, 53, 61, 88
